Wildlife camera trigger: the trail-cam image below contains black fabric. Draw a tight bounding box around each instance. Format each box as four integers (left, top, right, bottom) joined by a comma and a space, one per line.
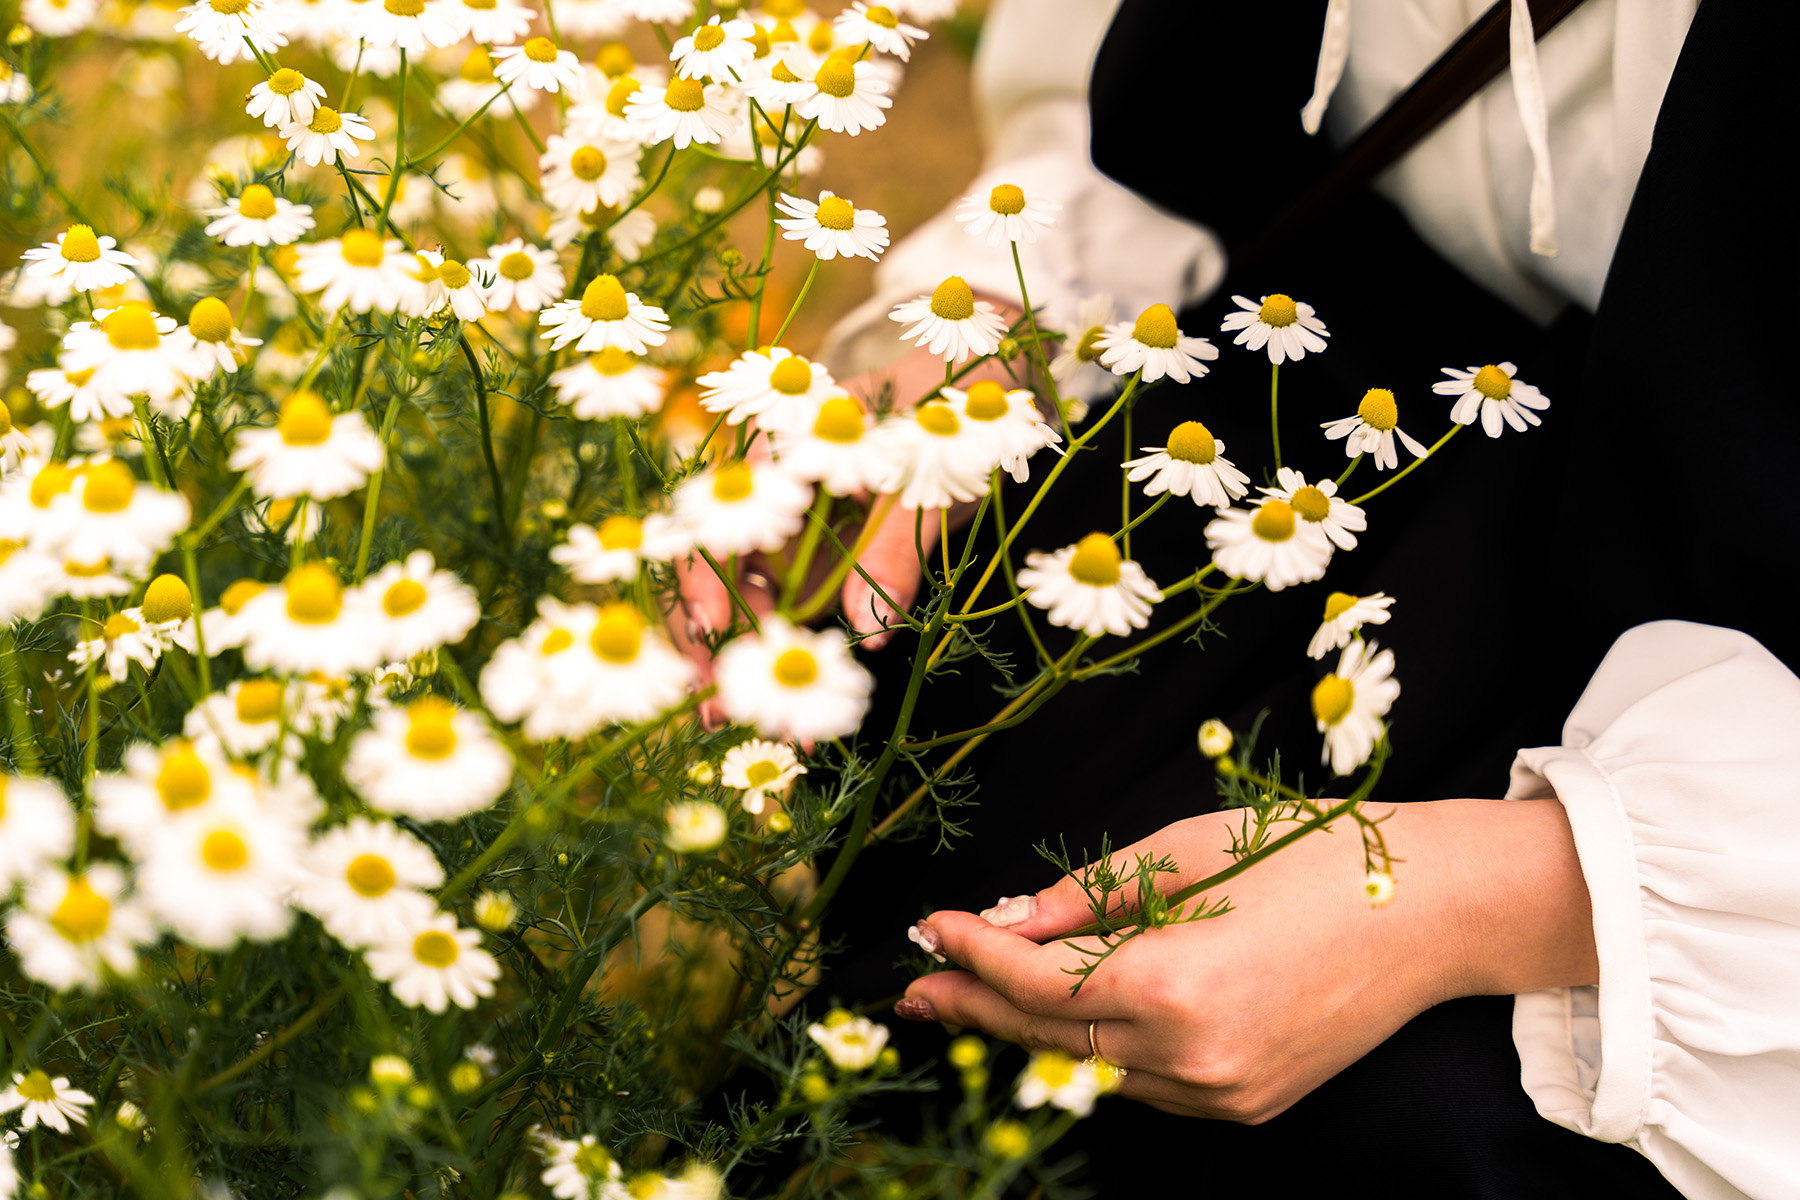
816, 0, 1792, 1196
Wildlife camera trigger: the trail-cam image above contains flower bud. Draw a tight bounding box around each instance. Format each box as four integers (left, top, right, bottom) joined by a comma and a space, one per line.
718, 247, 743, 268
370, 1054, 414, 1089
473, 889, 518, 932
1196, 719, 1232, 758
997, 337, 1021, 360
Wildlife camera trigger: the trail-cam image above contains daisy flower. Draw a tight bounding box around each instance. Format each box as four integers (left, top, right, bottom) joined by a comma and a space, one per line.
1321, 387, 1429, 470
539, 1133, 624, 1200
1048, 293, 1119, 408
138, 800, 306, 948
236, 563, 388, 677
876, 399, 1000, 511
720, 739, 805, 814
1314, 639, 1400, 775
280, 105, 376, 167
1432, 362, 1551, 436
26, 365, 116, 423
469, 239, 565, 314
766, 393, 898, 496
4, 864, 153, 991
808, 1010, 888, 1071
20, 0, 100, 37
796, 57, 889, 134
0, 542, 57, 625
56, 307, 192, 415
20, 225, 139, 293
494, 37, 584, 94
1016, 533, 1161, 638
539, 275, 670, 354
0, 774, 76, 892
550, 515, 658, 583
204, 185, 315, 249
620, 0, 694, 19
182, 296, 262, 376
540, 134, 643, 213
833, 3, 925, 60
954, 182, 1058, 247
356, 0, 459, 53
1218, 293, 1329, 365
68, 609, 164, 683
443, 0, 533, 46
245, 67, 326, 128
36, 459, 190, 574
548, 348, 669, 420
714, 616, 873, 742
50, 555, 136, 601
1014, 1050, 1102, 1116
1121, 419, 1250, 508
670, 459, 812, 557
91, 738, 247, 850
888, 276, 1008, 364
696, 347, 838, 432
428, 259, 488, 322
365, 912, 500, 1012
174, 0, 289, 62
944, 380, 1060, 484
670, 14, 757, 80
1204, 499, 1333, 591
774, 190, 888, 262
349, 549, 480, 660
0, 1070, 95, 1134
180, 677, 294, 758
1259, 467, 1366, 551
196, 578, 267, 653
547, 201, 658, 256
624, 75, 740, 149
1093, 302, 1217, 384
1308, 591, 1394, 660
344, 697, 514, 821
664, 801, 728, 854
293, 228, 419, 313
296, 817, 444, 947
1364, 870, 1397, 907
229, 390, 386, 500
1197, 720, 1233, 758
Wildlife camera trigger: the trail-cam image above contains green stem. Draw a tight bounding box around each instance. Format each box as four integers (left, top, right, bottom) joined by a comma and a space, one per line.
744, 187, 779, 351
1269, 361, 1282, 470
409, 82, 514, 165
507, 90, 547, 154
1010, 240, 1072, 443
1348, 424, 1461, 505
1335, 453, 1363, 488
769, 256, 818, 347
180, 538, 212, 696
353, 390, 406, 583
695, 547, 761, 633
458, 335, 512, 554
613, 417, 640, 516
188, 477, 251, 544
778, 490, 830, 611
630, 121, 818, 270
194, 985, 347, 1094
2, 629, 40, 774
376, 51, 407, 231
1115, 492, 1168, 542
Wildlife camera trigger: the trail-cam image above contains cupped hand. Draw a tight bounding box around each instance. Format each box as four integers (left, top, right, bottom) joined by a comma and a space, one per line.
897, 799, 1598, 1122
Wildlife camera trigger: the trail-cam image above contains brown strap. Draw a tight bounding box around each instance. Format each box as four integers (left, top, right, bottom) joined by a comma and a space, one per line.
1232, 0, 1590, 275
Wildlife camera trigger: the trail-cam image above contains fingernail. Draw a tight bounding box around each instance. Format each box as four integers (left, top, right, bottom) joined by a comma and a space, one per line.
978, 896, 1037, 927
907, 920, 947, 963
894, 997, 936, 1022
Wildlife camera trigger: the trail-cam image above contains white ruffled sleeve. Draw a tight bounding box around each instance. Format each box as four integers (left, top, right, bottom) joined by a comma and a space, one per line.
1507, 620, 1800, 1200
818, 0, 1222, 388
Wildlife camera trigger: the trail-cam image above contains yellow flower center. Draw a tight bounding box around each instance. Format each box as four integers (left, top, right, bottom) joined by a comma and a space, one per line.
1164, 420, 1217, 464
712, 461, 755, 502
412, 929, 460, 967
596, 41, 633, 77
66, 559, 115, 578
235, 679, 283, 723
1072, 325, 1106, 363
1290, 486, 1331, 523
575, 1144, 614, 1179
462, 0, 495, 9
815, 58, 856, 98
988, 184, 1025, 215
18, 1071, 58, 1103
267, 66, 304, 95
385, 0, 422, 14
1067, 532, 1122, 586
808, 22, 835, 52
762, 0, 802, 16
665, 76, 707, 112
769, 355, 813, 394
1251, 500, 1295, 542
963, 380, 1009, 422
51, 878, 112, 943
814, 195, 856, 231
188, 296, 235, 344
438, 260, 472, 290
1322, 592, 1359, 623
66, 367, 98, 387
915, 402, 959, 436
211, 0, 253, 13
771, 60, 804, 83
156, 743, 212, 809
1357, 388, 1398, 432
773, 648, 817, 688
1473, 364, 1512, 400
522, 36, 559, 63
692, 22, 724, 50
768, 17, 799, 42
237, 184, 279, 219
1033, 1050, 1075, 1088
340, 228, 385, 268
1312, 675, 1354, 726
278, 391, 335, 445
102, 611, 140, 640
460, 47, 496, 82
1258, 294, 1298, 327
345, 853, 396, 897
202, 829, 249, 872
590, 604, 644, 663
597, 514, 642, 550
865, 4, 898, 27
220, 578, 266, 615
285, 564, 343, 624
811, 395, 866, 443
606, 77, 640, 117
929, 276, 975, 322
413, 253, 440, 285
748, 27, 771, 57
1132, 303, 1178, 349
562, 147, 610, 188
308, 105, 344, 134
383, 578, 427, 617
405, 698, 459, 758
82, 460, 137, 513
540, 628, 574, 655
61, 223, 102, 263
490, 251, 535, 283
579, 204, 617, 229
745, 759, 781, 787
103, 306, 161, 351
580, 275, 631, 322
0, 400, 9, 438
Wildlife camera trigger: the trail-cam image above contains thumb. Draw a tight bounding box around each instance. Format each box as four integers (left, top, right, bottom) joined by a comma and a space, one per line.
843, 500, 929, 650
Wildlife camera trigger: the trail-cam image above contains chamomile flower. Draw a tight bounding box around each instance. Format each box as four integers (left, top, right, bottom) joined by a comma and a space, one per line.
365, 912, 500, 1012
876, 399, 999, 511
139, 800, 306, 947
671, 13, 756, 79
955, 182, 1058, 246
540, 275, 670, 354
1259, 467, 1365, 551
696, 347, 838, 431
280, 105, 376, 167
229, 390, 386, 500
469, 239, 565, 313
21, 0, 100, 37
292, 228, 420, 313
1, 1138, 13, 1200
344, 697, 513, 821
1314, 639, 1399, 775
834, 3, 925, 60
494, 37, 583, 94
20, 225, 139, 293
245, 66, 326, 128
444, 0, 533, 46
766, 393, 897, 496
619, 0, 694, 20
1049, 293, 1118, 409
181, 677, 298, 757
69, 609, 164, 682
430, 259, 488, 322
350, 550, 480, 660
796, 57, 889, 134
625, 75, 740, 148
551, 515, 657, 583
0, 401, 44, 473
1204, 499, 1333, 591
36, 459, 190, 573
1308, 591, 1394, 660
1014, 1050, 1102, 1116
25, 365, 116, 423
203, 184, 315, 249
4, 864, 153, 991
1433, 362, 1550, 436
91, 739, 245, 850
714, 616, 873, 742
1218, 293, 1329, 364
539, 1133, 624, 1200
56, 306, 192, 414
0, 774, 76, 892
356, 0, 459, 53
1016, 533, 1161, 638
719, 739, 804, 814
296, 817, 444, 947
664, 801, 728, 854
236, 563, 387, 677
743, 48, 820, 109
774, 190, 888, 262
1093, 303, 1217, 384
437, 48, 517, 119
670, 459, 812, 557
1121, 420, 1250, 507
547, 201, 658, 256
540, 134, 643, 212
182, 296, 262, 376
808, 1010, 888, 1071
889, 276, 1007, 364
197, 578, 268, 652
174, 0, 289, 63
944, 380, 1060, 483
0, 539, 59, 625
548, 348, 669, 419
51, 555, 136, 601
1364, 870, 1397, 907
0, 1071, 95, 1134
1321, 388, 1429, 470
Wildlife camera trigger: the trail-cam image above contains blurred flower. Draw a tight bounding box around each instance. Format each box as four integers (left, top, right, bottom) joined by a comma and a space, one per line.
1197, 719, 1233, 758
230, 391, 385, 500
1218, 293, 1329, 365
297, 817, 443, 947
1016, 533, 1161, 638
944, 380, 1060, 484
1014, 1049, 1101, 1116
343, 697, 514, 821
664, 801, 728, 854
5, 864, 152, 991
58, 307, 193, 415
175, 0, 289, 63
540, 133, 643, 212
1307, 591, 1394, 660
807, 1010, 888, 1071
1364, 869, 1397, 907
670, 459, 811, 556
68, 609, 163, 682
444, 0, 532, 46
766, 393, 898, 496
35, 459, 190, 574
548, 349, 670, 419
876, 399, 998, 510
835, 3, 926, 60
0, 774, 76, 892
714, 616, 873, 742
236, 563, 387, 677
720, 739, 804, 814
350, 550, 480, 661
0, 1070, 94, 1133
355, 0, 459, 53
20, 225, 138, 293
292, 228, 419, 312
138, 797, 306, 948
538, 1133, 623, 1200
1313, 639, 1399, 775
365, 912, 501, 1012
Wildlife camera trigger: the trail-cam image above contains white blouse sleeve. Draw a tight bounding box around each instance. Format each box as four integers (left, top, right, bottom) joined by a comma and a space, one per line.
818, 0, 1223, 388
1506, 620, 1800, 1200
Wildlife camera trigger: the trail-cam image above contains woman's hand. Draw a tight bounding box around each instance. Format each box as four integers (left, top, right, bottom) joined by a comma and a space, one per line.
896, 799, 1598, 1122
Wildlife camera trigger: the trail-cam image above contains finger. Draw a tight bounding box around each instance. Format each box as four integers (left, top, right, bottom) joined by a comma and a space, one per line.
842, 500, 929, 649
904, 970, 1141, 1065
922, 910, 1137, 1019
